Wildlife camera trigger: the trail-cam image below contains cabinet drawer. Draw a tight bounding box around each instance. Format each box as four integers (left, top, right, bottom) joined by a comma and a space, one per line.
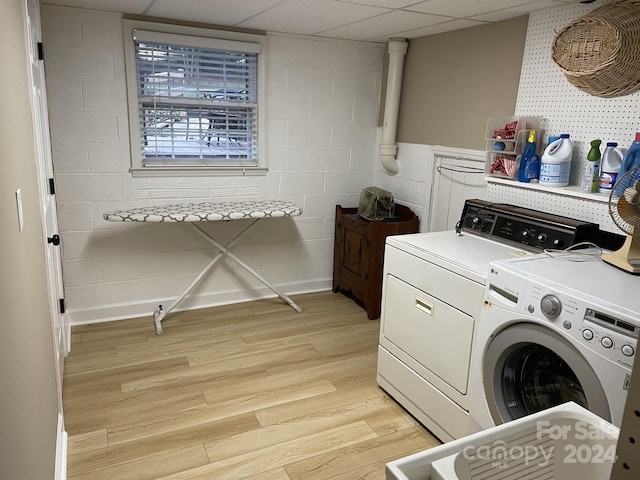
382, 274, 474, 395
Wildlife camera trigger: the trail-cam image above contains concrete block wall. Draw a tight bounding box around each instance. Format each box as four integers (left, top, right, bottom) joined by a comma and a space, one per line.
41, 4, 384, 325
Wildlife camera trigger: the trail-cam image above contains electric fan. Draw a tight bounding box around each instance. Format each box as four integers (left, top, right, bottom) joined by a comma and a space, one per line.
602, 166, 640, 274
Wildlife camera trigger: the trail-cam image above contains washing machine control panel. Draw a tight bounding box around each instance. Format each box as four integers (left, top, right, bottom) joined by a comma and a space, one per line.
521, 283, 638, 368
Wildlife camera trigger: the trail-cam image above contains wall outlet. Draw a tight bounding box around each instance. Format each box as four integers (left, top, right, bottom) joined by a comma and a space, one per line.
16, 189, 24, 233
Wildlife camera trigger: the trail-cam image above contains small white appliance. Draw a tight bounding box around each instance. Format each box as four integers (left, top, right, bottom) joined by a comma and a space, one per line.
377, 199, 600, 442
468, 253, 640, 433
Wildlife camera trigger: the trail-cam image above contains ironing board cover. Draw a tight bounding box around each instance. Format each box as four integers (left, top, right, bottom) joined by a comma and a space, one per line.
103, 200, 302, 223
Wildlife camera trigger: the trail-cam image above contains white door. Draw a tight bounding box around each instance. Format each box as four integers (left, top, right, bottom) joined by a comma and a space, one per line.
23, 0, 68, 397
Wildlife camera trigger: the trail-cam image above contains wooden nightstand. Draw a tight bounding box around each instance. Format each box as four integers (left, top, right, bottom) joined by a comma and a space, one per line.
332, 204, 419, 319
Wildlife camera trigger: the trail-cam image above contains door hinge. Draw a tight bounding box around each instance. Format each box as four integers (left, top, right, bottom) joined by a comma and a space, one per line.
364, 272, 369, 281
37, 42, 44, 61
48, 177, 55, 195
59, 298, 65, 314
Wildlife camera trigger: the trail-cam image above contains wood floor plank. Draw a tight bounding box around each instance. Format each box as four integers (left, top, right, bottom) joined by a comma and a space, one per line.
284, 426, 439, 480
64, 356, 190, 390
185, 343, 318, 372
68, 413, 261, 476
63, 292, 440, 479
156, 421, 378, 480
206, 395, 397, 461
187, 326, 356, 366
241, 467, 291, 480
65, 388, 209, 436
254, 384, 385, 427
68, 444, 209, 480
67, 430, 109, 456
109, 378, 336, 445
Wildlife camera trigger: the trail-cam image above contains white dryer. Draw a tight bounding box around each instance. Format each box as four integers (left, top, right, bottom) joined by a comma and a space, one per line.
468, 253, 640, 433
377, 200, 601, 443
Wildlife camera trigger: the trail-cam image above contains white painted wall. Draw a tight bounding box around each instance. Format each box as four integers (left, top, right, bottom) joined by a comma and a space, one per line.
41, 5, 383, 325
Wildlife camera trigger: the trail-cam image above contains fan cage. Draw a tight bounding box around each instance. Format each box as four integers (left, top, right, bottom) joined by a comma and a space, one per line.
608, 167, 640, 235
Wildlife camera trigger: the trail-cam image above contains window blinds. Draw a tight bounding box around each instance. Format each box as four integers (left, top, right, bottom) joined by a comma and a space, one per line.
133, 30, 260, 166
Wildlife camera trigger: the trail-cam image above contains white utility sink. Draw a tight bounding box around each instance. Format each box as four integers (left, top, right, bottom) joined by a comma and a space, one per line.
386, 402, 618, 480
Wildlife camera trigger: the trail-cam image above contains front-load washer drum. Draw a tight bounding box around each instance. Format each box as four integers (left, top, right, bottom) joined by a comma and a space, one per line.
483, 323, 611, 424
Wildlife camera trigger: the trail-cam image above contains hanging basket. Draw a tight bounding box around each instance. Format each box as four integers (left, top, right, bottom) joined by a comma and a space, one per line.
552, 0, 640, 98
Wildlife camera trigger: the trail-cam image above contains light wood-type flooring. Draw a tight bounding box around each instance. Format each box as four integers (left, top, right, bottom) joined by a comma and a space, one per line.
63, 291, 440, 479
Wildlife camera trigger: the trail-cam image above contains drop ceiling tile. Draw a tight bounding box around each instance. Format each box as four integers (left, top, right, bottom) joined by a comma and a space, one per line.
42, 0, 151, 14
319, 10, 449, 41
147, 0, 285, 27
368, 17, 485, 41
336, 0, 426, 7
237, 0, 389, 35
469, 0, 557, 22
404, 0, 535, 18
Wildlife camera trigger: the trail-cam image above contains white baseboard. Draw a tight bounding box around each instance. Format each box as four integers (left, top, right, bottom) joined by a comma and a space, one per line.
68, 278, 333, 327
55, 414, 67, 480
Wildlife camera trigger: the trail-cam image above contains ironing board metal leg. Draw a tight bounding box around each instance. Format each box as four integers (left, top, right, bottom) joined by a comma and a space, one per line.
191, 223, 303, 314
152, 220, 259, 334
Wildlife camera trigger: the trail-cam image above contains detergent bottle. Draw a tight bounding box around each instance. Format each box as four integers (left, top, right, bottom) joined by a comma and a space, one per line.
599, 142, 623, 192
619, 132, 640, 178
518, 129, 540, 183
540, 134, 572, 187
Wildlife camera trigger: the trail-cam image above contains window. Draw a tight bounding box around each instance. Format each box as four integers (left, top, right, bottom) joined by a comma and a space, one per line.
123, 21, 267, 176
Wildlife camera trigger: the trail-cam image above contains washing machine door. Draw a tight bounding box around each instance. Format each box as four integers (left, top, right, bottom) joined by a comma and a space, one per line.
483, 322, 611, 424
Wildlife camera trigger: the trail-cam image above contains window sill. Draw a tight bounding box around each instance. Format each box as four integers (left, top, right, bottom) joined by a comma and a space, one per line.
130, 166, 269, 177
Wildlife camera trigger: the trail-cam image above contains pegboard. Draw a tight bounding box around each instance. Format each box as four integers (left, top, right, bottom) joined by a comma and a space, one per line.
487, 180, 618, 233
515, 0, 640, 186
489, 0, 640, 236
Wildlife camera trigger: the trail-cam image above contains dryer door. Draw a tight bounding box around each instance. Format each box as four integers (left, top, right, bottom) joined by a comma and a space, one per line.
483, 323, 611, 424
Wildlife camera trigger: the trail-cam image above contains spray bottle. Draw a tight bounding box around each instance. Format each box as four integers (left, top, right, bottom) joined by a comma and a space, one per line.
582, 139, 601, 193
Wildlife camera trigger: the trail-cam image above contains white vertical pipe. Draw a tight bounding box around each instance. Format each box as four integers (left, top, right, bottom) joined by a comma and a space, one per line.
380, 39, 408, 175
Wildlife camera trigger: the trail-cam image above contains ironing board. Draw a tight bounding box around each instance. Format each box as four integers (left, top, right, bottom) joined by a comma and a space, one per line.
104, 200, 303, 334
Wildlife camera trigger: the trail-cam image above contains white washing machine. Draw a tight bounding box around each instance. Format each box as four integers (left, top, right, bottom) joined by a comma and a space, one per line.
377, 200, 600, 443
468, 253, 640, 433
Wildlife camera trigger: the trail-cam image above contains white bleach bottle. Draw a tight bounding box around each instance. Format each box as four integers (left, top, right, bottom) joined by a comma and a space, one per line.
539, 133, 572, 187
598, 142, 623, 192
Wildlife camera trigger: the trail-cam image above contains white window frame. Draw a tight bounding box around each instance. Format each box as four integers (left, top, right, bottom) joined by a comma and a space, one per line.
123, 19, 268, 177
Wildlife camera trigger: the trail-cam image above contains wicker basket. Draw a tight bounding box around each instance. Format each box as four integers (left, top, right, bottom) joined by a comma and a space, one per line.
552, 0, 640, 97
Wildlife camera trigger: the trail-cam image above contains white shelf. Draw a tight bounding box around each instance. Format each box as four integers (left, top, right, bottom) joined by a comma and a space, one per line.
486, 176, 611, 203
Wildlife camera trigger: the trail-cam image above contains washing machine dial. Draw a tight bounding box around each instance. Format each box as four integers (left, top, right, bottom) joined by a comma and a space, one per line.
582, 329, 594, 341
622, 345, 635, 357
601, 337, 614, 349
471, 215, 485, 229
537, 233, 548, 244
540, 294, 561, 319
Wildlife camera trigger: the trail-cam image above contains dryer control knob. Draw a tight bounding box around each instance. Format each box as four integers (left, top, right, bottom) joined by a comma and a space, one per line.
601, 337, 614, 349
622, 345, 635, 357
540, 294, 561, 319
582, 329, 594, 341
